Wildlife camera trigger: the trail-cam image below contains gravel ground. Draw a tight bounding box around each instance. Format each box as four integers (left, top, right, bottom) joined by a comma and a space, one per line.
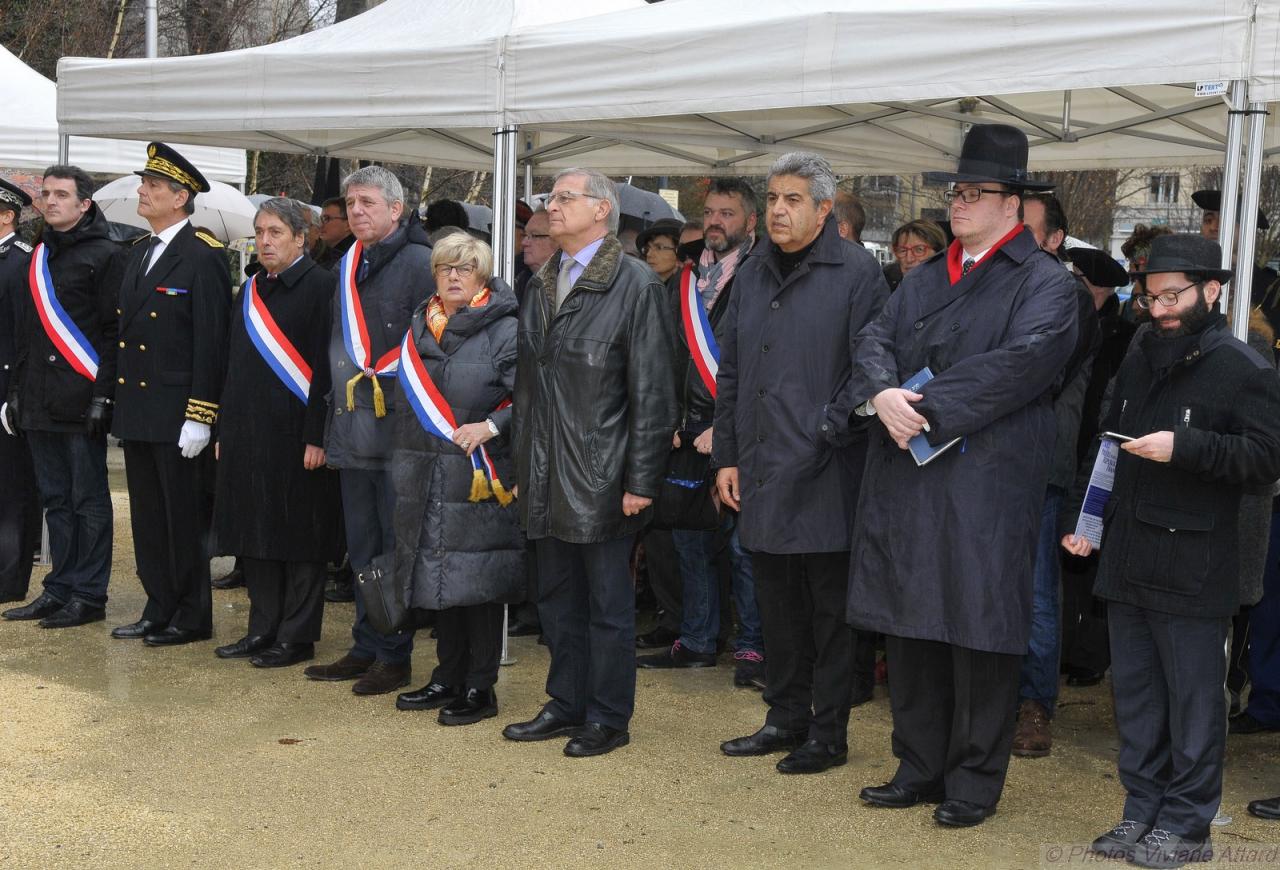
0, 445, 1277, 868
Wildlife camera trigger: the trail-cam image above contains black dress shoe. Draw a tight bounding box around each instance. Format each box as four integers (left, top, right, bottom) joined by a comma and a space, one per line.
934, 799, 996, 827
38, 600, 106, 629
211, 567, 245, 590
2, 592, 65, 621
143, 626, 212, 647
564, 722, 629, 757
860, 782, 945, 808
112, 618, 164, 639
636, 640, 717, 669
1065, 665, 1105, 687
250, 642, 315, 668
1248, 796, 1280, 820
439, 688, 498, 725
776, 739, 847, 774
324, 577, 355, 603
635, 626, 679, 649
502, 710, 584, 742
1229, 712, 1280, 734
215, 634, 275, 659
720, 725, 806, 757
396, 682, 459, 711
507, 618, 541, 637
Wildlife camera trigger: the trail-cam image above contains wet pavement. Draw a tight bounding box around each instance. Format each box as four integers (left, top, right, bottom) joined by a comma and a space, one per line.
1, 448, 1278, 868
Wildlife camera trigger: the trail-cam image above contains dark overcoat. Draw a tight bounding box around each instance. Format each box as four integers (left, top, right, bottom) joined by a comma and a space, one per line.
846, 227, 1078, 655
112, 221, 231, 442
710, 220, 888, 553
392, 279, 524, 610
214, 256, 342, 563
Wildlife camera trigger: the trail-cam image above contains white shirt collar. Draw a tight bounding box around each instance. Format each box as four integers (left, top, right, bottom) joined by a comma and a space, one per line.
154, 218, 190, 245
0, 231, 14, 247
962, 246, 991, 264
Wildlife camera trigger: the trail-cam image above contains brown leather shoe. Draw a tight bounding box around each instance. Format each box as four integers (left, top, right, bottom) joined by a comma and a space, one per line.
1012, 699, 1052, 757
303, 653, 374, 682
351, 661, 412, 695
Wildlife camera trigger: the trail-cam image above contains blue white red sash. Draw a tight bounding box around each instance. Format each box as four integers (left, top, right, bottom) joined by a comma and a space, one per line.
396, 331, 513, 505
28, 243, 98, 381
338, 241, 398, 415
679, 264, 719, 398
241, 274, 312, 403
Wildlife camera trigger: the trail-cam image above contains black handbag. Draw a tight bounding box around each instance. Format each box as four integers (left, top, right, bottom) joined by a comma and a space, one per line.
651, 439, 719, 531
355, 553, 414, 636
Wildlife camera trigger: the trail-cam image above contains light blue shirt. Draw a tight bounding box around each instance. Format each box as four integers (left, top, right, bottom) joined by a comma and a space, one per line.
562, 236, 606, 288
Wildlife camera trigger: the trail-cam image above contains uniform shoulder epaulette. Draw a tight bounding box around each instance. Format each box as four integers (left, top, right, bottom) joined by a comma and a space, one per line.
13, 240, 31, 252
195, 230, 224, 249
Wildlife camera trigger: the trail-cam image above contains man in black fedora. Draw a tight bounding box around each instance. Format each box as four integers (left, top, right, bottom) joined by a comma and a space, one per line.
1062, 233, 1280, 866
1192, 188, 1280, 340
847, 123, 1079, 826
110, 142, 230, 647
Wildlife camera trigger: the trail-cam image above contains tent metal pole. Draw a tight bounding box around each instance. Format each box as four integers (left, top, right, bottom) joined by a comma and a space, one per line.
1061, 90, 1072, 139
1233, 101, 1268, 342
1218, 81, 1247, 286
145, 0, 158, 58
492, 123, 518, 667
58, 134, 69, 163
525, 161, 534, 201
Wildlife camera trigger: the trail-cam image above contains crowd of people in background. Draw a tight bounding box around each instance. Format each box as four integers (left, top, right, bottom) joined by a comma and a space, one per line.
2, 120, 1280, 869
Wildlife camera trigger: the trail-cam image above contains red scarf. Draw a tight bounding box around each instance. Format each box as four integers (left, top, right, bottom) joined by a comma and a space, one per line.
946, 223, 1025, 285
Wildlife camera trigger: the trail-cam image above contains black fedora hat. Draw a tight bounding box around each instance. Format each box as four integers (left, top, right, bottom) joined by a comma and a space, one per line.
1067, 246, 1129, 289
0, 177, 32, 211
1190, 189, 1270, 231
1131, 233, 1232, 284
635, 218, 684, 254
924, 123, 1054, 191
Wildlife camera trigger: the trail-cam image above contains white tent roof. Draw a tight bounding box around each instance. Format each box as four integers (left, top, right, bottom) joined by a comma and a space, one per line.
1, 44, 244, 183
55, 0, 1275, 175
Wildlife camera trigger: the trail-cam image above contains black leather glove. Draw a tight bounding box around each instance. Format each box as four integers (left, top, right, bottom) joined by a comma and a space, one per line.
85, 396, 112, 439
1, 392, 18, 436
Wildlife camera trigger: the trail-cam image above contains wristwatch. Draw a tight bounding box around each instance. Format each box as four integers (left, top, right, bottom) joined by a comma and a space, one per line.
485, 418, 500, 438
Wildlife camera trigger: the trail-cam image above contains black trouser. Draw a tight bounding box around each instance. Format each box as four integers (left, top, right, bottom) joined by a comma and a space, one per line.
431, 602, 504, 691
512, 539, 541, 629
123, 440, 212, 632
1109, 602, 1229, 839
0, 430, 40, 601
644, 529, 682, 635
1061, 554, 1111, 675
885, 635, 1022, 808
752, 551, 855, 746
535, 534, 637, 731
244, 557, 326, 643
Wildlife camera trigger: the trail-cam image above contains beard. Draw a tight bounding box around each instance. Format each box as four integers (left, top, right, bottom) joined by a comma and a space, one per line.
704, 226, 746, 254
1153, 287, 1212, 337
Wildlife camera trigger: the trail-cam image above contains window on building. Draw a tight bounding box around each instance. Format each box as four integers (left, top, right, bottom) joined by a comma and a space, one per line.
1148, 173, 1180, 205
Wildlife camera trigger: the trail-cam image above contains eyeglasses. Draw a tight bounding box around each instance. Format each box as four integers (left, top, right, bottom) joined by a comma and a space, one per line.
893, 244, 932, 258
525, 232, 552, 240
645, 243, 677, 254
320, 215, 346, 224
548, 190, 601, 206
1133, 281, 1201, 310
434, 263, 477, 277
942, 188, 1013, 204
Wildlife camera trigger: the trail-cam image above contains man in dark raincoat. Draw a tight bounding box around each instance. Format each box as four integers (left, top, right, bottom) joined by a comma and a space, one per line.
847, 124, 1078, 827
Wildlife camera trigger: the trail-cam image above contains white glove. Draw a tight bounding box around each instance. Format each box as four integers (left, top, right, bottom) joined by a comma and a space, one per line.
0, 402, 13, 437
178, 420, 211, 459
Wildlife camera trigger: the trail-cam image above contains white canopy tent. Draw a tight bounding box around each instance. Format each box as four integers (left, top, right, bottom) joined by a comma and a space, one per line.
0, 44, 244, 183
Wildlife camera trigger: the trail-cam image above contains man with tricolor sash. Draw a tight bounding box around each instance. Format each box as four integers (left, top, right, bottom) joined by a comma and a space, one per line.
110, 143, 231, 647
303, 165, 432, 695
0, 177, 41, 607
636, 177, 767, 691
2, 165, 124, 630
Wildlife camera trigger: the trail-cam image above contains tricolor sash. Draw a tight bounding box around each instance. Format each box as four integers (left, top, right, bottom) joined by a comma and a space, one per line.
28, 243, 98, 381
241, 274, 312, 403
338, 240, 399, 417
396, 331, 513, 506
679, 264, 719, 398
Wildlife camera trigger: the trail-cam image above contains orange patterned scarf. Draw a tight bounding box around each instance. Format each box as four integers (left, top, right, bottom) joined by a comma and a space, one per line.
426, 287, 491, 342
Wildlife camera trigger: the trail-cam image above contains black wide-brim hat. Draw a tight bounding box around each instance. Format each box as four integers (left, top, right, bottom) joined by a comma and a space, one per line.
923, 123, 1054, 191
1067, 246, 1129, 288
0, 177, 32, 210
1191, 189, 1270, 231
1131, 233, 1233, 284
635, 218, 684, 253
134, 142, 210, 194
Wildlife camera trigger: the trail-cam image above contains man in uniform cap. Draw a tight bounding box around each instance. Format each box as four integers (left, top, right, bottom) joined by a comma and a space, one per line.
849, 123, 1079, 826
110, 142, 230, 646
2, 165, 125, 629
0, 179, 41, 605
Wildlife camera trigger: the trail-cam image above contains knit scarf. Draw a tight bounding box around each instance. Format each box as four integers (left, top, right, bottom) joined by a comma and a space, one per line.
696, 234, 753, 311
426, 287, 491, 342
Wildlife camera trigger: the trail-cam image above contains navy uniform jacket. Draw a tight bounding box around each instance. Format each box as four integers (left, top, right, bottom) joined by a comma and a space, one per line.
112, 222, 231, 443
0, 234, 32, 399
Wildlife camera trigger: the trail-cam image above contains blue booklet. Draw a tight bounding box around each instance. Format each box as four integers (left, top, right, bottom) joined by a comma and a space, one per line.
901, 367, 962, 467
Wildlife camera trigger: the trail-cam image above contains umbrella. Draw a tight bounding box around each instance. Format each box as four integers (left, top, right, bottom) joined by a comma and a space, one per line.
616, 182, 683, 226
459, 202, 492, 234
93, 175, 257, 242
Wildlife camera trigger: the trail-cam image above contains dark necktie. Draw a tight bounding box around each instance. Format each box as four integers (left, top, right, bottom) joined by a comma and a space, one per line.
144, 235, 163, 274
358, 257, 369, 282
962, 257, 976, 276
